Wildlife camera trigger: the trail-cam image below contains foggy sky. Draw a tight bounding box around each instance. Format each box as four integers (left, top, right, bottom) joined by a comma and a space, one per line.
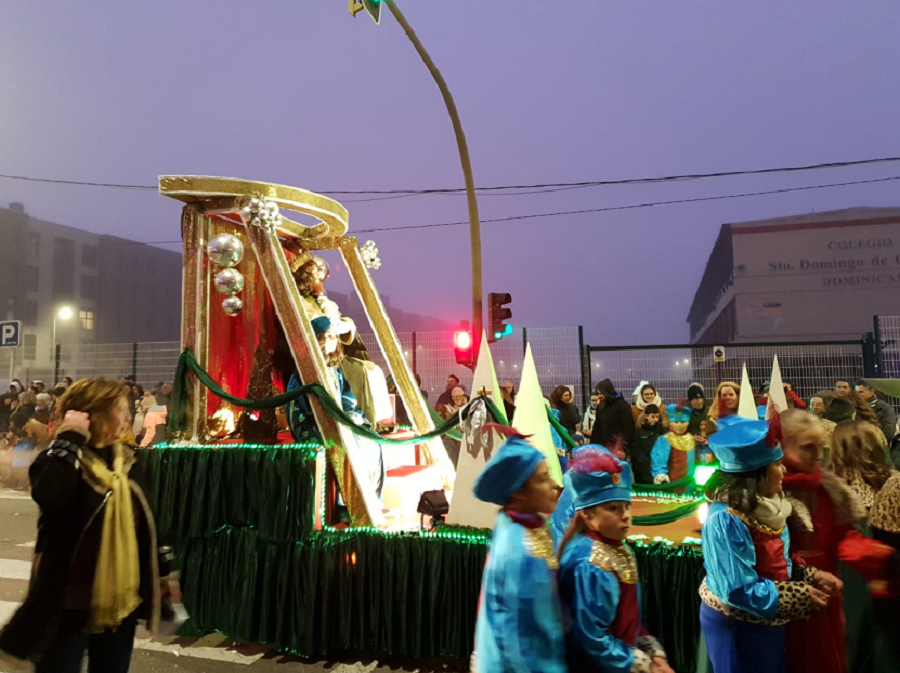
2, 0, 899, 346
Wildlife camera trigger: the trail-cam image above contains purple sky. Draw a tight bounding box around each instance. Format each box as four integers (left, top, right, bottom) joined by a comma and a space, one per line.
2, 1, 899, 345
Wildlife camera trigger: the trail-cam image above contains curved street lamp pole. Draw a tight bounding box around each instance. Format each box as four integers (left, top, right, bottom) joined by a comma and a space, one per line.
370, 0, 485, 362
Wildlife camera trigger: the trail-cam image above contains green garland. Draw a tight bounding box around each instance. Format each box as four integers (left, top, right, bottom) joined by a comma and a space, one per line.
632, 498, 704, 526
170, 349, 559, 447
632, 473, 697, 492
169, 350, 460, 445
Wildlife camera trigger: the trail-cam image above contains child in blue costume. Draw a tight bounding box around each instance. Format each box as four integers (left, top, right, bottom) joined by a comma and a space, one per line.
472, 428, 567, 673
557, 449, 672, 673
700, 418, 840, 673
650, 404, 695, 486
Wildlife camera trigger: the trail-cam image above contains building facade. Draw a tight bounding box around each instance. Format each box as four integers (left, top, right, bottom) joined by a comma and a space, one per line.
0, 203, 183, 376
688, 207, 900, 344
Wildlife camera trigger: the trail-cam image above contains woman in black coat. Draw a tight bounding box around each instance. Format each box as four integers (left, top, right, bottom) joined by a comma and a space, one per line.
0, 378, 162, 672
589, 379, 635, 451
550, 385, 581, 438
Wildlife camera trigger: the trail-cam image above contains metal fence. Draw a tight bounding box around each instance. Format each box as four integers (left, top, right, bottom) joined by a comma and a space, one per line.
877, 315, 900, 380
1, 328, 587, 406
360, 326, 586, 406
3, 342, 183, 390
2, 331, 873, 416
588, 342, 867, 407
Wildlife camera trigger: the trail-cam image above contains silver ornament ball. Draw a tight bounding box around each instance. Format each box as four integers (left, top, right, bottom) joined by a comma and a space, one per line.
214, 268, 245, 295
222, 296, 244, 315
207, 233, 245, 268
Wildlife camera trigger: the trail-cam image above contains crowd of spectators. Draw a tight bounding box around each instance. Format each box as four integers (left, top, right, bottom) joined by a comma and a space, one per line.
0, 375, 173, 489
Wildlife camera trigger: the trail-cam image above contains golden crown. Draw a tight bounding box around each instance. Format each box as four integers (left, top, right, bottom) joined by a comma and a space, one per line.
288, 249, 314, 273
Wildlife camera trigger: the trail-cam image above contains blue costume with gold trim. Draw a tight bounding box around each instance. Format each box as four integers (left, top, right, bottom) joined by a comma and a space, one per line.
474, 511, 567, 673
699, 419, 818, 673
557, 450, 666, 673
472, 433, 567, 673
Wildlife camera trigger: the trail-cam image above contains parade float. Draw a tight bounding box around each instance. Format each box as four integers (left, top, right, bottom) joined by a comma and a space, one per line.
142, 176, 706, 672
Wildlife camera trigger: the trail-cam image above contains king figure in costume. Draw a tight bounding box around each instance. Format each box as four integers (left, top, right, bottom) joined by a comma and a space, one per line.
286, 247, 393, 431
650, 404, 696, 487
557, 449, 671, 673
472, 428, 566, 673
285, 316, 385, 498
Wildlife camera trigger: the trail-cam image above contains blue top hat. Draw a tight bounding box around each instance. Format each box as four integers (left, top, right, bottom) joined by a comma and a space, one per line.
473, 436, 545, 506
568, 449, 632, 510
666, 404, 692, 424
708, 419, 782, 473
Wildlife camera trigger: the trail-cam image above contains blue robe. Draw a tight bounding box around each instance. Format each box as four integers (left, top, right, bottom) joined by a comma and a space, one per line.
558, 535, 663, 673
650, 434, 695, 482
474, 512, 567, 673
286, 368, 365, 444
700, 502, 794, 673
702, 502, 792, 619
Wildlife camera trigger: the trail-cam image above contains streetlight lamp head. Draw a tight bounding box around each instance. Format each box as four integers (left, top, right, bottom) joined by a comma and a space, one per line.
57, 306, 74, 320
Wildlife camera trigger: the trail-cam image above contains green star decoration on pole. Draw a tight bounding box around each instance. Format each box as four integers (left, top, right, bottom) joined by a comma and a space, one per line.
349, 0, 381, 24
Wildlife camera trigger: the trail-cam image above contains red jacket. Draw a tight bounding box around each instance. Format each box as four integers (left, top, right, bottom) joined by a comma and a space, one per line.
783, 469, 894, 673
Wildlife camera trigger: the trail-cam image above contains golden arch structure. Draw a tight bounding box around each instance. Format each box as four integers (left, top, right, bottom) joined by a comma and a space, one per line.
160, 175, 453, 527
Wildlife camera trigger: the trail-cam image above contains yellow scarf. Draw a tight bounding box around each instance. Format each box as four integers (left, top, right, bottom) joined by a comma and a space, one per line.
80, 443, 142, 632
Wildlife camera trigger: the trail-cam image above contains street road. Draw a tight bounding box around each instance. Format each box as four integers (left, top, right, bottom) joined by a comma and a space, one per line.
0, 487, 455, 672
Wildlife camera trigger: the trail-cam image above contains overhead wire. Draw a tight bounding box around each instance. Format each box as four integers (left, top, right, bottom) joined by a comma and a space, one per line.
2, 156, 900, 197
98, 174, 900, 245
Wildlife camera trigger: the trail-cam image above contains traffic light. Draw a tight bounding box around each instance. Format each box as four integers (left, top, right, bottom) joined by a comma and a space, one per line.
348, 0, 381, 24
454, 320, 474, 369
488, 292, 513, 343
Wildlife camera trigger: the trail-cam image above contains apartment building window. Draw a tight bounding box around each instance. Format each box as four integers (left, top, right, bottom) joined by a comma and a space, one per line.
26, 265, 39, 292
82, 243, 98, 268
52, 267, 75, 298
28, 232, 40, 258
22, 300, 38, 326
53, 237, 75, 263
51, 238, 76, 298
79, 310, 94, 331
23, 334, 37, 361
81, 275, 97, 300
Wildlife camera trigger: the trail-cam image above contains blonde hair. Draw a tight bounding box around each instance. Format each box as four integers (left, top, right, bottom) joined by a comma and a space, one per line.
708, 381, 741, 420
557, 510, 589, 560
58, 378, 129, 443
831, 420, 892, 491
781, 408, 821, 441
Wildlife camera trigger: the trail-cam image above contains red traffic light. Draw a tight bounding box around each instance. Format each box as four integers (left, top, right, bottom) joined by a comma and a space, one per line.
454, 330, 472, 350
454, 320, 474, 369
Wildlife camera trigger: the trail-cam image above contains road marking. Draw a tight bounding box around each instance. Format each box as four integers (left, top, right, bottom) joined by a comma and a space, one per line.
0, 490, 32, 501
134, 634, 267, 665
0, 559, 31, 581
0, 600, 19, 625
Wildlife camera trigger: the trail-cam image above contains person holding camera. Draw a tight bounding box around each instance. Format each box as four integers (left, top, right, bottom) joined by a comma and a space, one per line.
0, 378, 167, 672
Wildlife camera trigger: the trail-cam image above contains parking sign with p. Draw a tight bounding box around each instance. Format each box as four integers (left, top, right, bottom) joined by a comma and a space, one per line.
1, 321, 21, 348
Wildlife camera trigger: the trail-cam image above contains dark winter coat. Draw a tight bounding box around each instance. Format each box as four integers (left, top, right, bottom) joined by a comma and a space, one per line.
555, 401, 581, 437
688, 403, 710, 436
0, 432, 160, 663
870, 398, 898, 443
589, 379, 635, 449
631, 421, 665, 484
